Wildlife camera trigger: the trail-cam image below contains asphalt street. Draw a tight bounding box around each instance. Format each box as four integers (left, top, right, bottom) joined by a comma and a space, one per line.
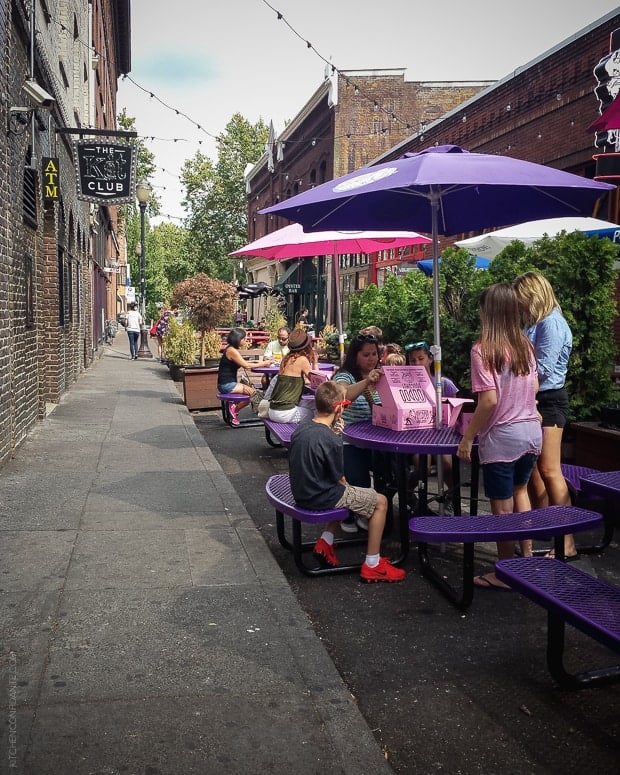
191, 402, 620, 775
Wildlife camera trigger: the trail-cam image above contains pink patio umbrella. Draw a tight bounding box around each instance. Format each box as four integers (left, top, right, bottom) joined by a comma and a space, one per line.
230, 223, 432, 363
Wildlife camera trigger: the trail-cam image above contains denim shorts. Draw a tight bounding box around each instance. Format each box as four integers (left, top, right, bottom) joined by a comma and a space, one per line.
218, 381, 238, 393
537, 388, 569, 428
482, 453, 539, 501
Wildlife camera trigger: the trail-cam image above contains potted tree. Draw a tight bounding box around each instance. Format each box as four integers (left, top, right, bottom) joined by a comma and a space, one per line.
164, 317, 198, 381
171, 274, 236, 366
171, 274, 236, 410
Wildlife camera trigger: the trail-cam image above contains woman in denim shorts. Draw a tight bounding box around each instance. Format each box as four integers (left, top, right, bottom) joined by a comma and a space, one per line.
457, 284, 542, 590
514, 272, 574, 558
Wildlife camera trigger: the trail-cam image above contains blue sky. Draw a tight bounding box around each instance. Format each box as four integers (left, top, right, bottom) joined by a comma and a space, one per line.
117, 0, 620, 222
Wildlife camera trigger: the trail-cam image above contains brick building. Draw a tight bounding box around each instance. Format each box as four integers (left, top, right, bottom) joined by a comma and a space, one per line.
245, 10, 620, 349
244, 70, 491, 328
0, 0, 129, 466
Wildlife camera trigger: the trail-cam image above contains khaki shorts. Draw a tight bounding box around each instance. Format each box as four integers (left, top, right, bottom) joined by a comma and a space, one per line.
334, 484, 378, 520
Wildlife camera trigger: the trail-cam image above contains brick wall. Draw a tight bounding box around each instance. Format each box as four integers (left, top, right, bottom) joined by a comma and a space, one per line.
0, 0, 126, 467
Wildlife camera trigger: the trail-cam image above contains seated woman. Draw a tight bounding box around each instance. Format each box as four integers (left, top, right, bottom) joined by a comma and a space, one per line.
268, 329, 317, 424
333, 332, 385, 532
217, 328, 271, 426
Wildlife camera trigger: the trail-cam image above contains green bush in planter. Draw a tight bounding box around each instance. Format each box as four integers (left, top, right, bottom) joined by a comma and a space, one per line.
165, 317, 198, 366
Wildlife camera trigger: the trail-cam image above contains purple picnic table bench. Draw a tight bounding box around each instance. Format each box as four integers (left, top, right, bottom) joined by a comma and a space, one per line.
409, 505, 603, 610
265, 473, 367, 576
496, 557, 620, 690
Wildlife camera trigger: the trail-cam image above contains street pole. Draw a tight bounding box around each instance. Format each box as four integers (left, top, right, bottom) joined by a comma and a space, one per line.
136, 180, 153, 359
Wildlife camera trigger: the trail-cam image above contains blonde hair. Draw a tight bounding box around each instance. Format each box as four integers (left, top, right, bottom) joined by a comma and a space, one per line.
385, 352, 406, 365
513, 271, 561, 326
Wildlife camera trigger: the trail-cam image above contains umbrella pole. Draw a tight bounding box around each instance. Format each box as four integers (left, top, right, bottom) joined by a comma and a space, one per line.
430, 195, 444, 512
333, 252, 345, 365
430, 196, 443, 429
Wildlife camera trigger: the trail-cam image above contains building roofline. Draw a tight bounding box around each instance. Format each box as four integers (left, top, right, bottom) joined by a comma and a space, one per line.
370, 9, 620, 165
246, 79, 331, 183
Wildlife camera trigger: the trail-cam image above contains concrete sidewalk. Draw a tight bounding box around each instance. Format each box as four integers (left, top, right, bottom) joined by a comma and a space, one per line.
0, 347, 391, 775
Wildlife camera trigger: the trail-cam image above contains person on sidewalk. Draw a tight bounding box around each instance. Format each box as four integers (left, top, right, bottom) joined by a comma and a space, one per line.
457, 283, 542, 590
513, 271, 575, 559
217, 328, 271, 426
155, 304, 179, 362
288, 381, 406, 583
125, 302, 142, 360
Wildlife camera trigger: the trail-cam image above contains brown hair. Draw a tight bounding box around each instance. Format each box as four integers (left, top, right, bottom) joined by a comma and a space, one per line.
513, 271, 561, 327
478, 283, 533, 377
359, 325, 383, 342
314, 380, 345, 414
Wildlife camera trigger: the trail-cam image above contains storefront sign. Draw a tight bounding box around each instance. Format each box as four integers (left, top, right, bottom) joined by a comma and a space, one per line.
74, 140, 136, 204
284, 283, 301, 292
42, 157, 60, 201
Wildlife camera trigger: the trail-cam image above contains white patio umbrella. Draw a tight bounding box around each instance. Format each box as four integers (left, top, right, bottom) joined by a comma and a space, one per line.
455, 217, 620, 258
230, 223, 432, 363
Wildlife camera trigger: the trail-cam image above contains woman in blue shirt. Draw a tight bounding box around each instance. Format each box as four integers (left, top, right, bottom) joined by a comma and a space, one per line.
514, 271, 575, 558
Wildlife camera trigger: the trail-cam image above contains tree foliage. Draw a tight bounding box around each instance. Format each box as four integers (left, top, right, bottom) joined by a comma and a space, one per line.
181, 114, 269, 280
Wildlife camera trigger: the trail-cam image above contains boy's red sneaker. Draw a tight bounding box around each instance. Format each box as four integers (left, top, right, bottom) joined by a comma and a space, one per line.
313, 537, 340, 567
360, 557, 405, 583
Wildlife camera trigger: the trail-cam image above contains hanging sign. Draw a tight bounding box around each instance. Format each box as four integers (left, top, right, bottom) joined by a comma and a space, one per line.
74, 140, 136, 204
42, 157, 60, 201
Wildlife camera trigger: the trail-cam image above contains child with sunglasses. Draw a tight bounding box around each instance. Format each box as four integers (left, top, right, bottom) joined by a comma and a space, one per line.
288, 381, 405, 583
404, 341, 459, 398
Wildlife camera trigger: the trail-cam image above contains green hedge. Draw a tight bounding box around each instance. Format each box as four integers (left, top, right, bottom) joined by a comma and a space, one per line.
348, 234, 618, 422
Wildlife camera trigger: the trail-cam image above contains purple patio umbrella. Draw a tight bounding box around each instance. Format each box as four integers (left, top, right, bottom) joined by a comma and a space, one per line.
260, 145, 615, 426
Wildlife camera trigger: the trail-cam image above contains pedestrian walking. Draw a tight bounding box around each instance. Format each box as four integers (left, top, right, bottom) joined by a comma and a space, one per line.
125, 302, 142, 360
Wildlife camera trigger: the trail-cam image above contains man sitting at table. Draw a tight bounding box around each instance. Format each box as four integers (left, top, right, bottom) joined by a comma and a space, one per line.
288, 381, 406, 583
264, 327, 290, 362
261, 327, 290, 389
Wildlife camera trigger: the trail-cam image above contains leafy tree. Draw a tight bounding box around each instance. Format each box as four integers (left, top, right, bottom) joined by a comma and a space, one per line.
171, 274, 236, 364
181, 114, 269, 280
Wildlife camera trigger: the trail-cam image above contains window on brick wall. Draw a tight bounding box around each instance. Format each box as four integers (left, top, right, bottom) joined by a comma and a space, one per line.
25, 254, 34, 329
67, 257, 74, 323
58, 247, 65, 326
23, 165, 38, 229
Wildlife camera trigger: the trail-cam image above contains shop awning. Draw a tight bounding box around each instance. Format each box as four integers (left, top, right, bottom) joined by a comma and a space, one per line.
273, 260, 302, 291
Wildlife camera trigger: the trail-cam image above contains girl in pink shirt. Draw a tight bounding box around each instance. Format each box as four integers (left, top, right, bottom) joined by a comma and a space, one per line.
457, 283, 542, 590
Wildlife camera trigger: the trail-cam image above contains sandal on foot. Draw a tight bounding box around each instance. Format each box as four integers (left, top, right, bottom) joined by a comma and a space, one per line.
543, 549, 579, 562
473, 573, 510, 591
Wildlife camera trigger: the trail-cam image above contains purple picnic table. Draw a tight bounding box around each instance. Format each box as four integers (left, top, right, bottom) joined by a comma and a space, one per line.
342, 421, 480, 559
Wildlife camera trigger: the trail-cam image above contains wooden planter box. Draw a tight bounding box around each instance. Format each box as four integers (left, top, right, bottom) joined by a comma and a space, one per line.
572, 421, 620, 471
183, 366, 220, 411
